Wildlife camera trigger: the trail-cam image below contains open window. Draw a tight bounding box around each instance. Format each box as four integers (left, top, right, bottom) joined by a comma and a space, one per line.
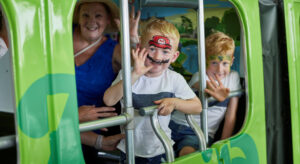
139, 0, 247, 146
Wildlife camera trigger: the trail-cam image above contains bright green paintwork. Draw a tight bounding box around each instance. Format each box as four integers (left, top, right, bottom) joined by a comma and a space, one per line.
0, 0, 267, 163
0, 0, 84, 163
226, 0, 267, 163
283, 0, 300, 163
167, 0, 267, 163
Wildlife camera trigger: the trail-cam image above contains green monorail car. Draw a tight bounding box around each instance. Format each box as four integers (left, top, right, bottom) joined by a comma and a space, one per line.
0, 0, 298, 164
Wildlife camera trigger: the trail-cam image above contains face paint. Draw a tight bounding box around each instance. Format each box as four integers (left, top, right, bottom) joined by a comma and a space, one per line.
148, 35, 172, 49
147, 54, 170, 64
208, 54, 232, 62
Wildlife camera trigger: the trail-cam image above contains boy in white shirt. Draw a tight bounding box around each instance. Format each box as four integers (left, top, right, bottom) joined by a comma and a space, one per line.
103, 19, 202, 163
170, 31, 241, 156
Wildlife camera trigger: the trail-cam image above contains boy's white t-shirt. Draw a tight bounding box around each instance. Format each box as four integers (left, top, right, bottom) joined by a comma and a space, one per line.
171, 71, 241, 138
114, 69, 196, 158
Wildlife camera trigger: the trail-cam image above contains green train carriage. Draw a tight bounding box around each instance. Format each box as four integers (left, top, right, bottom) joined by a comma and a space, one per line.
0, 0, 298, 163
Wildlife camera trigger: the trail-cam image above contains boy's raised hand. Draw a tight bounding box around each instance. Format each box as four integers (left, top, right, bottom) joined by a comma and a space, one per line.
129, 5, 141, 44
205, 75, 230, 102
114, 5, 141, 42
154, 98, 175, 116
132, 48, 153, 77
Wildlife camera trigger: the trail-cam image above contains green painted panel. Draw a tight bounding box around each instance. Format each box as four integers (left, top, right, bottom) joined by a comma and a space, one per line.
217, 0, 267, 163
0, 0, 84, 163
283, 0, 300, 163
0, 0, 268, 163
172, 1, 266, 163
172, 148, 220, 164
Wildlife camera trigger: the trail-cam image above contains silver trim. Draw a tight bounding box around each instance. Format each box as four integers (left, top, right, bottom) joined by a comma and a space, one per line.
196, 0, 208, 144
0, 135, 15, 150
79, 115, 128, 132
150, 110, 175, 162
185, 114, 206, 151
120, 0, 135, 163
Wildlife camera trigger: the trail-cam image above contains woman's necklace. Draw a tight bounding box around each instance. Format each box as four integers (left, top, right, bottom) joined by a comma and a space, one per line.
74, 36, 102, 58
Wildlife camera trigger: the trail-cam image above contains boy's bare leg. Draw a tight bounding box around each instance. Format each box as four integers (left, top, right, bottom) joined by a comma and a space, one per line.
179, 146, 196, 156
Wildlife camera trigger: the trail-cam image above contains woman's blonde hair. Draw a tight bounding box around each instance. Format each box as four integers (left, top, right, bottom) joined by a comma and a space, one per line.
205, 31, 235, 58
73, 0, 119, 32
140, 18, 180, 50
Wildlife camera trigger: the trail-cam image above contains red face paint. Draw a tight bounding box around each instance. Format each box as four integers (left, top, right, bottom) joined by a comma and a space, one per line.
148, 35, 172, 49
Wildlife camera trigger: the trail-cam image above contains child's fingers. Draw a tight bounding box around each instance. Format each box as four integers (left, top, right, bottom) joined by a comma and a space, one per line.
139, 48, 147, 59
204, 88, 214, 96
215, 75, 224, 87
114, 19, 120, 30
131, 48, 138, 59
208, 75, 218, 88
145, 65, 153, 72
130, 5, 135, 19
210, 78, 219, 88
158, 106, 172, 116
225, 88, 230, 94
135, 10, 141, 21
154, 99, 162, 104
156, 101, 165, 112
158, 108, 163, 115
206, 80, 214, 90
141, 48, 148, 61
158, 105, 167, 115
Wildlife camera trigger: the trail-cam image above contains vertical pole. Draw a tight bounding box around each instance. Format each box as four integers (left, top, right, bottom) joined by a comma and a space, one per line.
197, 0, 208, 144
119, 0, 135, 163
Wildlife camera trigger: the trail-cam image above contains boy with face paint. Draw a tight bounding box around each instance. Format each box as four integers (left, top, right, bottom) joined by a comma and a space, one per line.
103, 19, 202, 163
170, 32, 241, 156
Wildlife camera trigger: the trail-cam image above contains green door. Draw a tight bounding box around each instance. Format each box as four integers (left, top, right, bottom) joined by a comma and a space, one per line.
0, 0, 85, 163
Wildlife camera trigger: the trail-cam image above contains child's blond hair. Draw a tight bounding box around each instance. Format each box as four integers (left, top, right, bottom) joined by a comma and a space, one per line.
205, 32, 235, 58
140, 18, 180, 50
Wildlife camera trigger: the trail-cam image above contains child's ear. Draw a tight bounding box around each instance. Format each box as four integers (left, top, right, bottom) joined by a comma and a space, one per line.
231, 56, 235, 66
171, 51, 180, 63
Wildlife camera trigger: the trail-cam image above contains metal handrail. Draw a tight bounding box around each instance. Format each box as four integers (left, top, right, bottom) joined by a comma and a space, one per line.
197, 0, 208, 144
0, 135, 15, 150
141, 0, 198, 9
139, 105, 157, 116
139, 89, 245, 153
150, 110, 175, 162
0, 89, 244, 151
207, 89, 244, 103
185, 114, 206, 151
79, 114, 130, 132
120, 0, 135, 163
139, 106, 206, 162
139, 90, 245, 116
139, 106, 175, 162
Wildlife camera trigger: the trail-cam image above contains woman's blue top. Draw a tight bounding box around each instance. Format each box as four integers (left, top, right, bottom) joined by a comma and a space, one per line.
75, 38, 118, 107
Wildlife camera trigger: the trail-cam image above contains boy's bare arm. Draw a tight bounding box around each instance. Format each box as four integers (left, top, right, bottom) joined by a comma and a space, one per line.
221, 97, 239, 139
154, 96, 202, 116
103, 80, 124, 106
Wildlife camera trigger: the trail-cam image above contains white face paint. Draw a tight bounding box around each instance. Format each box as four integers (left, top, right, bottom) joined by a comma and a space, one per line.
0, 38, 8, 59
